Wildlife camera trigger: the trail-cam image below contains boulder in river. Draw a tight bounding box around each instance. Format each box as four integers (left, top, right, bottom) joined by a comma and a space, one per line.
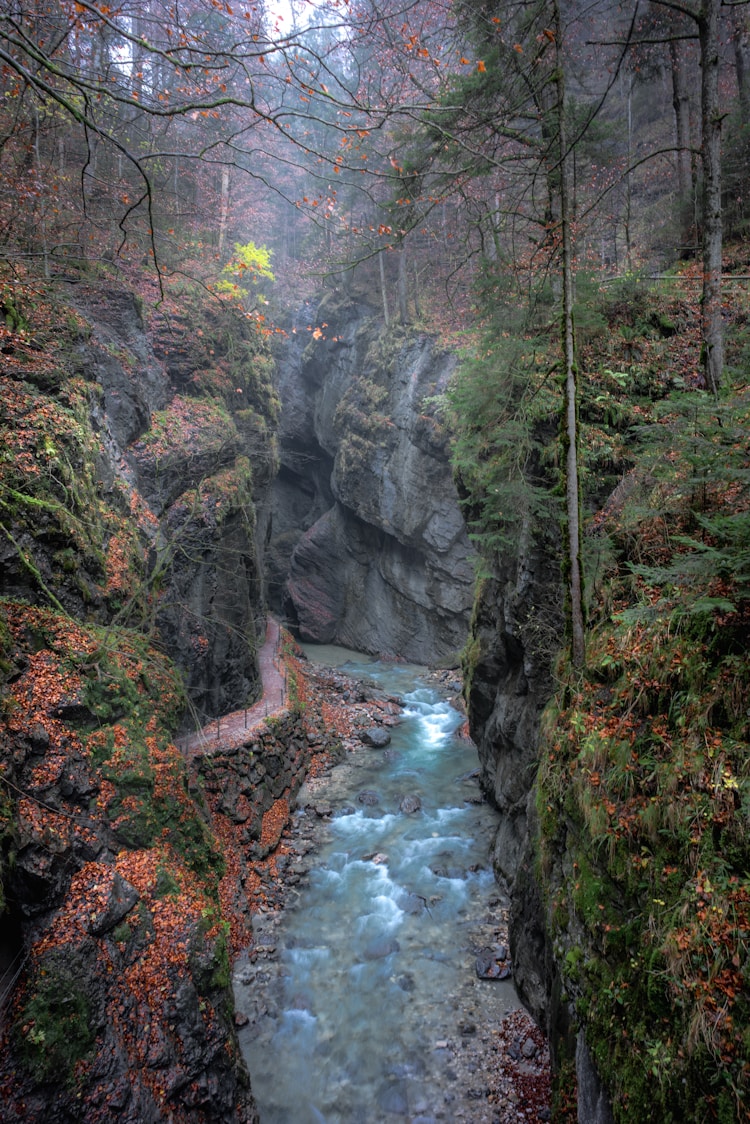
357, 790, 380, 806
399, 794, 422, 814
360, 726, 392, 748
475, 945, 513, 980
363, 936, 401, 960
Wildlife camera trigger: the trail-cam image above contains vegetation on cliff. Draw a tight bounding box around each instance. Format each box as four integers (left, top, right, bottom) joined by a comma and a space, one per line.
537, 375, 750, 1120
450, 254, 750, 1120
0, 264, 285, 1120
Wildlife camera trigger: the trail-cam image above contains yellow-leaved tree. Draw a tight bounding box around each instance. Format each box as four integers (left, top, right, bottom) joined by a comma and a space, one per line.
216, 242, 274, 310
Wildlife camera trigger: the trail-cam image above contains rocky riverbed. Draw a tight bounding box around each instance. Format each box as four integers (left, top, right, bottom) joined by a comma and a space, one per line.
232, 656, 552, 1123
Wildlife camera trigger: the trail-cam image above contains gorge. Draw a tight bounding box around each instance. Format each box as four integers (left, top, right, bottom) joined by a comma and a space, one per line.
0, 272, 546, 1123
1, 256, 748, 1124
3, 1, 750, 1119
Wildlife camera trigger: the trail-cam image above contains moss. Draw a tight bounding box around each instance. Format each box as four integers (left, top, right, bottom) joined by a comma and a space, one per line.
0, 779, 16, 915
190, 911, 232, 993
154, 862, 180, 898
103, 750, 223, 881
111, 920, 132, 943
537, 577, 750, 1119
15, 951, 96, 1086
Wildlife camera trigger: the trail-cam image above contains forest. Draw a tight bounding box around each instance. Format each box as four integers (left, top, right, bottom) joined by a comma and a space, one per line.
1, 0, 749, 1121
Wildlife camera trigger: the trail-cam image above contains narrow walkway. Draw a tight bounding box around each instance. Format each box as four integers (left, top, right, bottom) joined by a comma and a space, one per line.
177, 617, 287, 758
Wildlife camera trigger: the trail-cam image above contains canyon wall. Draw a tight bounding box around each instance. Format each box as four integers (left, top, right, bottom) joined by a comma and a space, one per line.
268, 292, 476, 665
0, 272, 284, 1121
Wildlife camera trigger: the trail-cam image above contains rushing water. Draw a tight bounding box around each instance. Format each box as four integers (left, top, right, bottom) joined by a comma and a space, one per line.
235, 647, 520, 1123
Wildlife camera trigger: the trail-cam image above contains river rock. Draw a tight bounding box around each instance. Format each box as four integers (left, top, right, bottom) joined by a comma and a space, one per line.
398, 891, 427, 914
360, 726, 391, 748
363, 936, 400, 960
358, 790, 380, 806
475, 945, 512, 980
363, 852, 389, 865
378, 1080, 409, 1115
399, 794, 422, 814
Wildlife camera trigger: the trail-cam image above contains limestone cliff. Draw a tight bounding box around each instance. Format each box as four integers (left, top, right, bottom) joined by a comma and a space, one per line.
1, 275, 278, 726
269, 292, 475, 664
0, 270, 283, 1122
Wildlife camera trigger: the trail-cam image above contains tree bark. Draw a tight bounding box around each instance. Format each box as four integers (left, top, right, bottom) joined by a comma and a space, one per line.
699, 0, 723, 397
669, 38, 693, 207
379, 249, 390, 326
218, 165, 230, 255
397, 245, 408, 324
555, 3, 585, 669
413, 259, 421, 320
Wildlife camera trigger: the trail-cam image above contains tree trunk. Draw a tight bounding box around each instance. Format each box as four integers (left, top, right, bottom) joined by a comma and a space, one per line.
397, 245, 408, 324
33, 107, 50, 278
379, 249, 390, 326
555, 3, 585, 668
699, 0, 723, 397
670, 39, 693, 204
218, 166, 230, 255
623, 70, 634, 272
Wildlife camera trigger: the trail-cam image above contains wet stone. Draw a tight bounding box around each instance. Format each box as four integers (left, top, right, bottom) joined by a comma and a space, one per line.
378, 1080, 409, 1115
475, 946, 513, 980
357, 789, 380, 806
360, 726, 392, 748
399, 793, 422, 814
398, 891, 427, 914
363, 935, 400, 960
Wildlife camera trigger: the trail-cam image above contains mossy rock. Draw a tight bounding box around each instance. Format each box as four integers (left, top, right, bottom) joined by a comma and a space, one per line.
14, 950, 96, 1086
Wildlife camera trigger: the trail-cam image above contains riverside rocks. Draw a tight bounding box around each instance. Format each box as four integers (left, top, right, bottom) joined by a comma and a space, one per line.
476, 945, 513, 981
360, 725, 392, 748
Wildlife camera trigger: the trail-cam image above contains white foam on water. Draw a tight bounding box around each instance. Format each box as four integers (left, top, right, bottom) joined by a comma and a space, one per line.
402, 698, 464, 754
398, 822, 469, 858
434, 806, 467, 827
419, 863, 470, 892
274, 1007, 318, 1047
332, 810, 399, 841
309, 867, 342, 891
286, 946, 332, 970
354, 893, 404, 933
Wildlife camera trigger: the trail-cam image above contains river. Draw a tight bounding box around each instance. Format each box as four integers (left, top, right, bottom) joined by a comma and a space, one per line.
233, 646, 548, 1123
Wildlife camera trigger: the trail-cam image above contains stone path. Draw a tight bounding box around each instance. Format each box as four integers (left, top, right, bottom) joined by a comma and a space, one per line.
177, 617, 287, 757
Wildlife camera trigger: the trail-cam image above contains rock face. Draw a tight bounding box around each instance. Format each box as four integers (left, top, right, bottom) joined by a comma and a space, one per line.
461, 510, 607, 1108
1, 279, 277, 726
0, 275, 282, 1123
269, 293, 475, 664
71, 279, 277, 726
464, 514, 563, 889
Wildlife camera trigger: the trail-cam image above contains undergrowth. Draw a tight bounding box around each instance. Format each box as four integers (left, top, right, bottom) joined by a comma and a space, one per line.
450, 258, 750, 1120
536, 306, 750, 1119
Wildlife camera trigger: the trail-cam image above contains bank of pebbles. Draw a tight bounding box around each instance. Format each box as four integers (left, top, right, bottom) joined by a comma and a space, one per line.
233, 663, 552, 1123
